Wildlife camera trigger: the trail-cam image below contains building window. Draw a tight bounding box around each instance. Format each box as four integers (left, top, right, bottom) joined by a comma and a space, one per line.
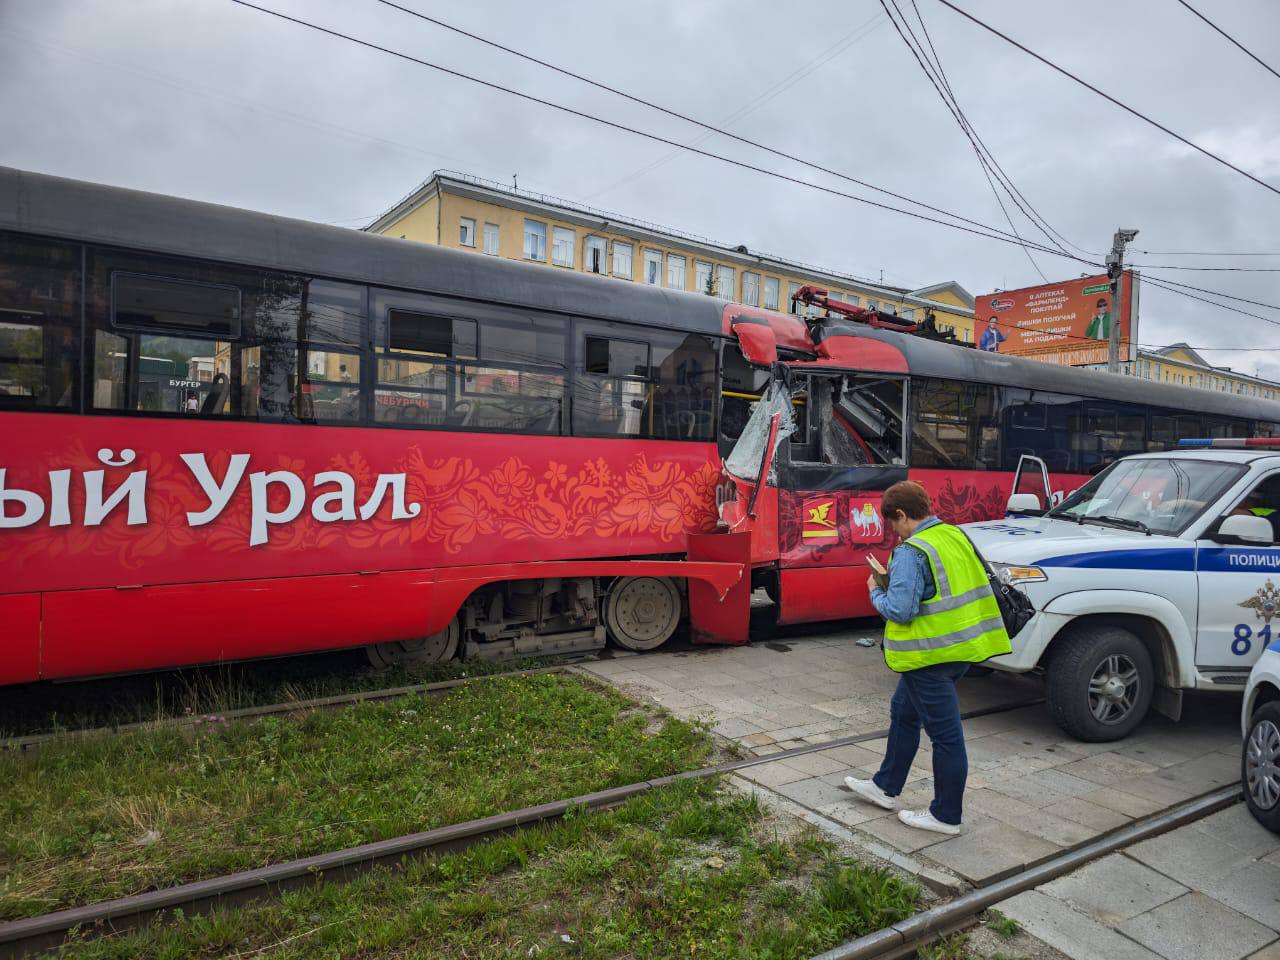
643, 249, 663, 286
787, 281, 801, 314
584, 235, 608, 275
523, 219, 547, 261
847, 294, 861, 307
667, 254, 687, 289
482, 222, 499, 256
742, 271, 760, 306
763, 276, 779, 311
717, 265, 735, 300
612, 242, 633, 280
867, 299, 879, 311
829, 291, 844, 302
695, 260, 714, 295
459, 217, 476, 247
552, 227, 575, 267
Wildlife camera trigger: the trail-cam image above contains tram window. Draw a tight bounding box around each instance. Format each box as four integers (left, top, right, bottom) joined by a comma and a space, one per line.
298, 348, 361, 422
1149, 413, 1201, 450
112, 273, 241, 338
387, 310, 476, 359
575, 325, 716, 440
302, 280, 365, 347
720, 342, 768, 443
999, 389, 1080, 473
1071, 401, 1145, 473
836, 376, 905, 465
94, 333, 233, 416
910, 378, 997, 470
0, 233, 80, 409
1206, 417, 1249, 439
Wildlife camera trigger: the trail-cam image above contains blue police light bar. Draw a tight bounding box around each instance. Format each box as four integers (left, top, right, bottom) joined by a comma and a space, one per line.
1176, 438, 1280, 448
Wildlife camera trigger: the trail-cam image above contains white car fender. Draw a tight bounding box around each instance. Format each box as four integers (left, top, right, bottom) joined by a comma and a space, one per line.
1040, 589, 1194, 687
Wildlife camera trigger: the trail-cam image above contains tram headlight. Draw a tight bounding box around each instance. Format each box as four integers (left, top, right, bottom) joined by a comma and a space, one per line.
991, 563, 1047, 584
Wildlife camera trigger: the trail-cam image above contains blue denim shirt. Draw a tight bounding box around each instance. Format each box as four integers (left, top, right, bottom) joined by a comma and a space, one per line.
869, 516, 940, 625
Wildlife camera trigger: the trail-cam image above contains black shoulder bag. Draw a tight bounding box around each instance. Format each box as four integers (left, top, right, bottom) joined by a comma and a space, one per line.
956, 529, 1035, 638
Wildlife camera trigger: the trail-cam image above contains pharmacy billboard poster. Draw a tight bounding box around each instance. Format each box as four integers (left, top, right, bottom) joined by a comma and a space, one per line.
973, 271, 1139, 367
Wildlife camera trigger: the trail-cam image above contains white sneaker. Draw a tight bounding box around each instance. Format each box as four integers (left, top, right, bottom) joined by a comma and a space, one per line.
844, 776, 897, 810
897, 808, 961, 835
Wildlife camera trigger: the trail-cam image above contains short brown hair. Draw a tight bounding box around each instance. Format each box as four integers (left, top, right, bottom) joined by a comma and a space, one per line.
881, 481, 932, 521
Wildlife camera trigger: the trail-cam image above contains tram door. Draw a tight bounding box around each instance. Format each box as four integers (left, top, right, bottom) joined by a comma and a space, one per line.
773, 373, 907, 625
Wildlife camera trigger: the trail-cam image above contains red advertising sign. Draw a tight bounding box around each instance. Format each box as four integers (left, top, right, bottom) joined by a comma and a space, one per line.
974, 271, 1140, 367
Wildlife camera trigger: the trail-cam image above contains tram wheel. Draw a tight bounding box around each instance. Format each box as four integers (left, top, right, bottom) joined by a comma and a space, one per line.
604, 576, 681, 652
366, 616, 460, 669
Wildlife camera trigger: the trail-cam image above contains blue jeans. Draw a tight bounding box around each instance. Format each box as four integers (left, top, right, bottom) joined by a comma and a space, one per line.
872, 662, 970, 825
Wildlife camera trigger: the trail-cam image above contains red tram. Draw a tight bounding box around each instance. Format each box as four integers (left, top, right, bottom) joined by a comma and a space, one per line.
3, 166, 1279, 684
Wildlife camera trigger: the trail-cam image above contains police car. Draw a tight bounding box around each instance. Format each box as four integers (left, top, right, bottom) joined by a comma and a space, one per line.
1243, 642, 1280, 832
962, 440, 1280, 742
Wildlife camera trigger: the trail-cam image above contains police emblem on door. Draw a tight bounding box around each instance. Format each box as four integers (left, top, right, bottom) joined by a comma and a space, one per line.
1240, 580, 1280, 624
849, 502, 883, 543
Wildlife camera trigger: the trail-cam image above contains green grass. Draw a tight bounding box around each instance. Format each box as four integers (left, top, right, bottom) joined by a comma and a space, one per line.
986, 910, 1020, 939
0, 649, 567, 739
0, 674, 709, 919
53, 779, 921, 959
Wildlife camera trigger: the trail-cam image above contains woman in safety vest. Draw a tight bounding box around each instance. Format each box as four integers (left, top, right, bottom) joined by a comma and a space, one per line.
844, 481, 1012, 835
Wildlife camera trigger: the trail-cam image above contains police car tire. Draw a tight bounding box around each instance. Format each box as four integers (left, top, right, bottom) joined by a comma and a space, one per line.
1242, 701, 1280, 833
1047, 625, 1153, 742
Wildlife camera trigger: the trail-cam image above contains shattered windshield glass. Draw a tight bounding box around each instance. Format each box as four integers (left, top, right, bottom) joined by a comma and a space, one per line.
724, 380, 795, 482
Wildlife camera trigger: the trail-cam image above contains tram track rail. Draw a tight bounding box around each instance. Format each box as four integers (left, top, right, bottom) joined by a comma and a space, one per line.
809, 783, 1243, 960
0, 696, 1045, 957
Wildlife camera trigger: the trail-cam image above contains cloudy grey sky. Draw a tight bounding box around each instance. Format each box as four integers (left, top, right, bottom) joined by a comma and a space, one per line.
2, 0, 1278, 375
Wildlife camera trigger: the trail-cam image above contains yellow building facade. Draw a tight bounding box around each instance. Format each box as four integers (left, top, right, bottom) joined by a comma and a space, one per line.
366, 172, 976, 341
1085, 343, 1280, 401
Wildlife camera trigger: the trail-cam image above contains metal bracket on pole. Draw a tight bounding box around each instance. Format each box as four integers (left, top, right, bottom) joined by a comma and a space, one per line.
1107, 228, 1139, 373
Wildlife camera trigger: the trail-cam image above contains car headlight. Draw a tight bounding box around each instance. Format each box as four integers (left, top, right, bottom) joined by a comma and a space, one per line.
992, 563, 1047, 584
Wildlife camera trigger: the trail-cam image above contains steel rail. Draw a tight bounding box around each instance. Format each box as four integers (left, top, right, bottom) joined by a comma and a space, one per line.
1, 660, 596, 757
0, 696, 1047, 957
810, 783, 1244, 960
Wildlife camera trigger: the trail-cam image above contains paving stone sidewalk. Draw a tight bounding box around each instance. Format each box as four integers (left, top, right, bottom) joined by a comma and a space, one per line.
583, 626, 1243, 890
1000, 805, 1280, 960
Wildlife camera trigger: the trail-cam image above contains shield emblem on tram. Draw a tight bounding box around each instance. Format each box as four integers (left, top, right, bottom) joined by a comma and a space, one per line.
849, 502, 884, 543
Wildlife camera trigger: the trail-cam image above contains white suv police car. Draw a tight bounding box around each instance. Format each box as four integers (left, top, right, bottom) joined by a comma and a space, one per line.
963, 447, 1280, 742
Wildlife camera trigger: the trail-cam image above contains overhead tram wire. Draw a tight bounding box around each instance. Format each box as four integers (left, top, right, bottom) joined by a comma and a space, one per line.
1173, 0, 1280, 84
223, 0, 1081, 260
586, 11, 888, 201
931, 0, 1280, 201
1138, 250, 1280, 257
881, 0, 1053, 281
901, 0, 1096, 258
225, 1, 1280, 335
360, 0, 1089, 260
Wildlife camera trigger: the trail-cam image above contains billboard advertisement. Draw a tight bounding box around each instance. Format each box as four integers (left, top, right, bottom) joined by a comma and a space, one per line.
973, 271, 1139, 367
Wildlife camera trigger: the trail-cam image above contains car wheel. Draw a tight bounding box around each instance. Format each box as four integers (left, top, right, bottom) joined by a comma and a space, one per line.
1046, 624, 1153, 742
1243, 701, 1280, 833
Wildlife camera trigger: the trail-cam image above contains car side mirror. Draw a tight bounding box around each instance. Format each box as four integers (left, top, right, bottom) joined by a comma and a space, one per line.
1217, 514, 1274, 544
1007, 493, 1043, 515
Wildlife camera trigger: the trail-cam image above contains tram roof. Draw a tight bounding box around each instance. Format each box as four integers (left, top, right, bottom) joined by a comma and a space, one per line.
0, 165, 727, 336
838, 325, 1280, 422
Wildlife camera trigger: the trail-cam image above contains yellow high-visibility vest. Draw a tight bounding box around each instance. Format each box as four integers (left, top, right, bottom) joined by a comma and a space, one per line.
883, 523, 1013, 672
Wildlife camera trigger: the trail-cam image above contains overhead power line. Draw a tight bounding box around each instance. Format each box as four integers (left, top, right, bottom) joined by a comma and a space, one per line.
363, 0, 1095, 258
1131, 264, 1280, 272
901, 0, 1093, 258
225, 0, 1077, 259
932, 0, 1280, 201
1139, 250, 1280, 257
881, 0, 1053, 281
1173, 0, 1280, 83
224, 0, 1280, 337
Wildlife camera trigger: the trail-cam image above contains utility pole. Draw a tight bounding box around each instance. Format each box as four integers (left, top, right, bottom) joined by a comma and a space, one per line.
1106, 228, 1138, 373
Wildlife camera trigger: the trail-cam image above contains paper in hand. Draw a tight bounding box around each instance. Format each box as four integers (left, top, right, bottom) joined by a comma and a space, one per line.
865, 554, 889, 590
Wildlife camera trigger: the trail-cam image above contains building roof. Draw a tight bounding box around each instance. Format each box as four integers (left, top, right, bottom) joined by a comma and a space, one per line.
906, 280, 976, 310
367, 170, 975, 318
